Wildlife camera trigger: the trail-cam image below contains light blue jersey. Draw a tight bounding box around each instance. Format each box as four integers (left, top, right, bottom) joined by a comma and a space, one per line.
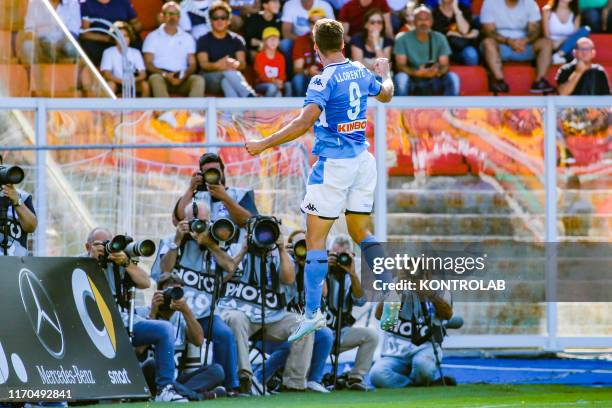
304, 59, 382, 159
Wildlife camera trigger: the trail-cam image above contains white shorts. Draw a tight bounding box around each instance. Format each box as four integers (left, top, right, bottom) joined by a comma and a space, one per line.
300, 150, 377, 219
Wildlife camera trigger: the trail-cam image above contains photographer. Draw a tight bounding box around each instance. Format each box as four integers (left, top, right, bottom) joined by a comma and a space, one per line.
0, 157, 37, 256
369, 288, 453, 388
138, 272, 226, 399
252, 229, 334, 393
85, 228, 187, 402
156, 201, 240, 393
323, 234, 378, 392
218, 229, 314, 393
173, 153, 257, 229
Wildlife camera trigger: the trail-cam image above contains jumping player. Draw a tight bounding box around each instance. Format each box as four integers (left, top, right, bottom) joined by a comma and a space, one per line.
245, 18, 398, 342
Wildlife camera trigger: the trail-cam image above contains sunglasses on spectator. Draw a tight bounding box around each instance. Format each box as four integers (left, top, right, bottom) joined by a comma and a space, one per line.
576, 47, 594, 51
163, 11, 180, 16
368, 19, 383, 24
211, 14, 230, 20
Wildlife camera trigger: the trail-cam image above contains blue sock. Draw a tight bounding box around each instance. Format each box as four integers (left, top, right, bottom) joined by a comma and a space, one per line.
360, 235, 391, 295
304, 249, 328, 319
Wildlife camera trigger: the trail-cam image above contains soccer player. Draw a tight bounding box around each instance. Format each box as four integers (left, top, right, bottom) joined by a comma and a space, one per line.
245, 18, 397, 342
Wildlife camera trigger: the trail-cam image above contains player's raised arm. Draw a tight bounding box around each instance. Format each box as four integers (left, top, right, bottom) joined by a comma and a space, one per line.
373, 57, 394, 103
245, 103, 321, 156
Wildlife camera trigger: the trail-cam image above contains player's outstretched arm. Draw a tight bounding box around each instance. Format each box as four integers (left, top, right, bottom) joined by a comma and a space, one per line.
245, 103, 321, 156
373, 58, 394, 103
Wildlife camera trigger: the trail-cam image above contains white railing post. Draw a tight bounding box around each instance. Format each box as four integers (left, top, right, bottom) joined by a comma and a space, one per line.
544, 96, 559, 351
34, 101, 48, 256
374, 101, 387, 241
206, 99, 217, 153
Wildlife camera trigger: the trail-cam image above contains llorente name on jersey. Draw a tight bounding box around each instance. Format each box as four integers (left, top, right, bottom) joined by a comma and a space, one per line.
334, 69, 367, 83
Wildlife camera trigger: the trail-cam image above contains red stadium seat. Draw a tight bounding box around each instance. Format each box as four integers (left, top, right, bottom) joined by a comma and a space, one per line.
591, 34, 612, 64
30, 64, 80, 97
502, 65, 536, 95
0, 64, 30, 97
131, 0, 163, 32
0, 30, 13, 63
450, 65, 490, 95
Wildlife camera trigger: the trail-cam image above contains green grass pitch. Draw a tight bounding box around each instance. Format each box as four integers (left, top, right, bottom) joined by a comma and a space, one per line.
98, 384, 612, 408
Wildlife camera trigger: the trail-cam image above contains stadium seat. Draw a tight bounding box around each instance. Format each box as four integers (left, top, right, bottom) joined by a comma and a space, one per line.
131, 0, 163, 32
502, 65, 537, 95
30, 64, 80, 97
450, 66, 490, 95
0, 0, 27, 31
591, 34, 612, 64
0, 30, 13, 63
471, 0, 484, 15
0, 64, 30, 97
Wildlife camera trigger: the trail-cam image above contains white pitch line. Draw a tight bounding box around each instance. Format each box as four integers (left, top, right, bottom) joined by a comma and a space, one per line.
442, 364, 612, 374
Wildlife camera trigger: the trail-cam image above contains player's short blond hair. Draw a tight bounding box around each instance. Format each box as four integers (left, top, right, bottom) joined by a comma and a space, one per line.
313, 19, 344, 55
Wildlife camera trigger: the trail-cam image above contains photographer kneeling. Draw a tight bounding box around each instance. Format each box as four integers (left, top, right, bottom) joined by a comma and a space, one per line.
139, 272, 226, 399
86, 228, 187, 403
323, 234, 378, 391
218, 220, 314, 393
0, 156, 37, 256
370, 288, 453, 388
156, 201, 241, 393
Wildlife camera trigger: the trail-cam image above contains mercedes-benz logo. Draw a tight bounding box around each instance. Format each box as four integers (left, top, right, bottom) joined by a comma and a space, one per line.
19, 269, 65, 359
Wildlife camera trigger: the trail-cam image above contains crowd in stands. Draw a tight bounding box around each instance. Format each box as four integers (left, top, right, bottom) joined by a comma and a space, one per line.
20, 0, 612, 96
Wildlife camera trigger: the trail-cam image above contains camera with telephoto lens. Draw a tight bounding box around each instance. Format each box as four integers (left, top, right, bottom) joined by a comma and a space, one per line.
210, 217, 237, 245
160, 286, 184, 311
189, 218, 208, 234
247, 215, 281, 252
196, 168, 222, 191
0, 164, 25, 186
288, 239, 307, 261
124, 238, 156, 258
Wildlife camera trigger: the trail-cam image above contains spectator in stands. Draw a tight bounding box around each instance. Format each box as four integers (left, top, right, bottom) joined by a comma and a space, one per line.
351, 9, 394, 76
579, 0, 611, 32
340, 0, 394, 42
387, 0, 411, 33
480, 0, 555, 93
254, 27, 290, 96
196, 1, 256, 97
100, 22, 150, 96
556, 37, 611, 94
228, 0, 261, 32
80, 0, 143, 66
393, 5, 460, 96
280, 0, 334, 76
144, 2, 205, 98
179, 0, 213, 40
21, 0, 80, 63
244, 0, 282, 60
432, 0, 479, 65
543, 0, 590, 65
291, 8, 325, 96
398, 1, 418, 32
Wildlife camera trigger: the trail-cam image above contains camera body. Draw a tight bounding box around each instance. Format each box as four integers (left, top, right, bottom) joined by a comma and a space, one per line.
247, 215, 281, 252
195, 168, 222, 191
160, 286, 184, 311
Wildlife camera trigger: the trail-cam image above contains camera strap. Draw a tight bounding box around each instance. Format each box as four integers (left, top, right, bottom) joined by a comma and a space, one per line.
428, 32, 432, 63
112, 264, 128, 311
